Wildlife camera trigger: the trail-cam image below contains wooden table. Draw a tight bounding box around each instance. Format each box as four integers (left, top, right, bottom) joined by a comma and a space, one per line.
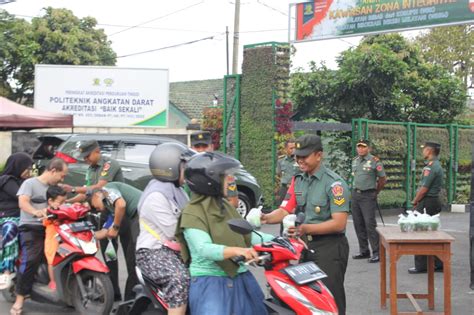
377, 226, 455, 315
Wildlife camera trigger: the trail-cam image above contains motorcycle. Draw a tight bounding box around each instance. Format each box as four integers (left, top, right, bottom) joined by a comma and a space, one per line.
1, 200, 114, 315
227, 213, 338, 315
114, 213, 337, 315
112, 265, 171, 315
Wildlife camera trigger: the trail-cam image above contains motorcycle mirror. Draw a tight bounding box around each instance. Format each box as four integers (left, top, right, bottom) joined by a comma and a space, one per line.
31, 197, 47, 204
227, 219, 254, 235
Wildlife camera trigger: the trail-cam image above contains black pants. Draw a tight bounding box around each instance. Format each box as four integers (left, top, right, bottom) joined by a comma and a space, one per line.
100, 214, 140, 301
303, 234, 349, 315
414, 196, 444, 271
352, 190, 379, 255
16, 225, 45, 296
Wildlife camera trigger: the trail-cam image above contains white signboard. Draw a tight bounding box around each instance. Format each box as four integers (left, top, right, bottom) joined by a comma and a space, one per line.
35, 65, 169, 127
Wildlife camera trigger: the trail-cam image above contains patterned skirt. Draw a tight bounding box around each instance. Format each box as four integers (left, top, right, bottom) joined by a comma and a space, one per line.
0, 217, 20, 273
136, 247, 190, 308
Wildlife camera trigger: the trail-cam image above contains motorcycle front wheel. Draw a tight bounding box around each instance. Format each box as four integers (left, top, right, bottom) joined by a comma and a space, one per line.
71, 270, 114, 315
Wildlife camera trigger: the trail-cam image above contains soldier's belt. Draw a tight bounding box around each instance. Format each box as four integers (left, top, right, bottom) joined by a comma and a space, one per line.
305, 233, 345, 242
353, 188, 376, 194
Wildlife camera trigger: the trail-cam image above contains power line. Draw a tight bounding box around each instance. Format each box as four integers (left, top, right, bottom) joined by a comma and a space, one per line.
9, 12, 288, 35
256, 0, 292, 19
116, 33, 223, 59
108, 1, 205, 37
98, 23, 217, 33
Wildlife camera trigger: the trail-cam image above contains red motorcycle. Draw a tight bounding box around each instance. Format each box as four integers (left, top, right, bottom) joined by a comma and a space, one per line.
1, 201, 114, 315
228, 216, 338, 315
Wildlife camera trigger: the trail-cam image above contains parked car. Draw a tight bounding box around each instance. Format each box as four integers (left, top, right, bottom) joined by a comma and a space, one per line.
32, 134, 263, 217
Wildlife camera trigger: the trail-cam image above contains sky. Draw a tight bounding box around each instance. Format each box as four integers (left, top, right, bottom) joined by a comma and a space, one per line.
2, 0, 422, 83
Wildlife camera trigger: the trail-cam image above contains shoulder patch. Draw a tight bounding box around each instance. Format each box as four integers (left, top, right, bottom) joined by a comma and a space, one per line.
376, 165, 383, 171
330, 182, 345, 206
423, 169, 430, 177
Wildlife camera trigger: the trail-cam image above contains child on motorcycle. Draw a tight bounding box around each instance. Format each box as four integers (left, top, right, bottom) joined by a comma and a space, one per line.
44, 185, 67, 290
176, 152, 273, 315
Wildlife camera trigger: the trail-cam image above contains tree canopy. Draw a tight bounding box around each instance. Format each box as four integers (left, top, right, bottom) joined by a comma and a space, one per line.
0, 8, 116, 104
291, 33, 467, 124
416, 25, 473, 88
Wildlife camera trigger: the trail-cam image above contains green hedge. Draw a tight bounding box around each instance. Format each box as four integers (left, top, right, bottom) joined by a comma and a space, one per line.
240, 43, 290, 207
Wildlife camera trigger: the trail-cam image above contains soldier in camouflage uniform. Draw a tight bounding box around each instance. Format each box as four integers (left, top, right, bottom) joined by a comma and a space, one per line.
351, 139, 386, 263
409, 141, 444, 274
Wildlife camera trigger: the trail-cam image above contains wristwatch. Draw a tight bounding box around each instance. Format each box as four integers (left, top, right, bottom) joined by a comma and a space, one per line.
112, 224, 120, 231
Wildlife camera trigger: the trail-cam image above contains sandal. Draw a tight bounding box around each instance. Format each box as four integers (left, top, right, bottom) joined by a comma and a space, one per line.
10, 305, 22, 315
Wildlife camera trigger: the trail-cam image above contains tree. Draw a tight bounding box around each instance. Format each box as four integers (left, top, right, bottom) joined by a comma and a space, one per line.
290, 34, 467, 124
290, 62, 338, 121
0, 8, 116, 104
415, 25, 473, 88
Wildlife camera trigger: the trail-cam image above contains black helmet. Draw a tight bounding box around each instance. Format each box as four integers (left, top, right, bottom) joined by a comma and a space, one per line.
185, 152, 242, 196
149, 142, 195, 184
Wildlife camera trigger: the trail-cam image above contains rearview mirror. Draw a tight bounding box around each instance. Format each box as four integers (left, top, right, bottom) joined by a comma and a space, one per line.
227, 218, 254, 235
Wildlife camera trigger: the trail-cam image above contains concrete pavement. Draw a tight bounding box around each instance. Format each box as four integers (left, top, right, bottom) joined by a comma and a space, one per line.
1, 211, 473, 314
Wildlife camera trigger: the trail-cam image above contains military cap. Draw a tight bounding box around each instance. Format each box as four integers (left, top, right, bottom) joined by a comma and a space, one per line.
294, 134, 323, 156
356, 138, 370, 147
191, 131, 211, 146
77, 140, 99, 159
421, 141, 441, 149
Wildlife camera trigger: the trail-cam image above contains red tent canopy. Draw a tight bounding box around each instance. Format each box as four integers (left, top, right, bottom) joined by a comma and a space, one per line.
0, 96, 73, 131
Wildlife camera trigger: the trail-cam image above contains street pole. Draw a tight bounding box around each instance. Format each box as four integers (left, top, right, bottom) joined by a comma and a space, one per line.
470, 142, 474, 290
226, 26, 229, 76
232, 0, 240, 75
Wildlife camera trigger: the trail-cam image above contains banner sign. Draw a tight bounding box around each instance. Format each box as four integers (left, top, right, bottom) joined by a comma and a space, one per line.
35, 65, 169, 127
294, 0, 474, 42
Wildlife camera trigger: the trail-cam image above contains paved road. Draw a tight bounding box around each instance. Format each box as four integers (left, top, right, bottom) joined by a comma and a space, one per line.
1, 211, 473, 314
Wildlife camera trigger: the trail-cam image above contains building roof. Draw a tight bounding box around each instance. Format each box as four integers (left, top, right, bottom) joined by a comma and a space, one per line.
169, 78, 223, 120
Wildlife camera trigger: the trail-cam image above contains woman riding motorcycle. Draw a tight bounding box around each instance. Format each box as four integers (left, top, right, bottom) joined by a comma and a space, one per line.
135, 143, 195, 315
176, 152, 273, 315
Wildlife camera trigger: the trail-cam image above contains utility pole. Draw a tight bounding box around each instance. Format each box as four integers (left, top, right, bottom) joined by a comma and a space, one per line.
232, 0, 240, 75
226, 26, 229, 76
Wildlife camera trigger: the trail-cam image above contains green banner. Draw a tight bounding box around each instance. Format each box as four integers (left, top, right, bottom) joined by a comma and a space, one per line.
294, 0, 474, 42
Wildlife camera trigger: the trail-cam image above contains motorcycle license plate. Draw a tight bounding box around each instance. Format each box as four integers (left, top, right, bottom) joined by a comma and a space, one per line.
283, 261, 327, 285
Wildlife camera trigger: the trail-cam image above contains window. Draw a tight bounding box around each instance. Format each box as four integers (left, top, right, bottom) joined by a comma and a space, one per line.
122, 143, 157, 164
61, 139, 119, 159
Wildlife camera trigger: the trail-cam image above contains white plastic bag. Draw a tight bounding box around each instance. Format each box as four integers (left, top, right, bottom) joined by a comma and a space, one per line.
281, 214, 297, 236
429, 213, 441, 231
246, 206, 263, 228
398, 214, 411, 232
104, 239, 117, 261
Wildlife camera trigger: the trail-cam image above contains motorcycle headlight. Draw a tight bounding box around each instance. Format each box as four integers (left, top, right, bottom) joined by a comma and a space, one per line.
274, 279, 337, 315
77, 238, 98, 255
